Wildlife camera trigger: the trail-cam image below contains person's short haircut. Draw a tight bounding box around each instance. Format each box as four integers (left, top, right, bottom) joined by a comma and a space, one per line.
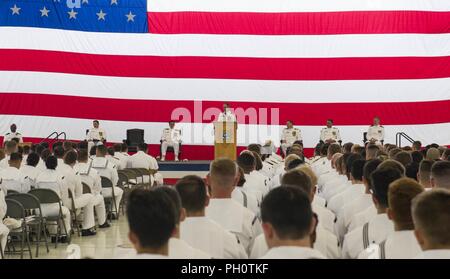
154, 186, 182, 223
137, 143, 148, 152
261, 186, 313, 240
366, 145, 380, 159
26, 153, 40, 167
237, 167, 246, 187
371, 168, 402, 208
284, 154, 300, 169
412, 189, 450, 247
175, 175, 207, 213
327, 119, 334, 123
45, 155, 58, 170
63, 150, 77, 165
411, 151, 424, 164
209, 158, 237, 188
93, 120, 99, 124
247, 144, 261, 155
5, 140, 17, 152
41, 142, 50, 149
35, 144, 45, 156
412, 141, 422, 150
418, 159, 433, 182
113, 143, 122, 152
426, 148, 440, 161
343, 142, 354, 154
351, 145, 364, 155
388, 148, 402, 159
77, 150, 89, 162
442, 148, 450, 160
378, 159, 406, 176
298, 166, 318, 187
17, 146, 23, 155
237, 152, 256, 173
41, 149, 51, 162
250, 151, 263, 171
127, 188, 176, 249
327, 143, 342, 157
363, 159, 382, 188
287, 159, 305, 170
345, 153, 363, 176
405, 163, 419, 181
121, 143, 128, 152
107, 147, 115, 156
63, 141, 73, 151
281, 170, 313, 195
96, 144, 107, 156
431, 161, 450, 189
388, 178, 424, 229
53, 146, 65, 158
77, 140, 88, 151
351, 159, 365, 181
23, 145, 30, 155
393, 151, 412, 167
9, 152, 22, 162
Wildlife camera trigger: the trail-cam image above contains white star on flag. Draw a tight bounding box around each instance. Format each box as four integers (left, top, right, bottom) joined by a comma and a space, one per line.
82, 0, 89, 4
10, 4, 21, 15
40, 7, 50, 17
111, 0, 118, 5
68, 9, 78, 19
125, 11, 136, 22
97, 10, 107, 21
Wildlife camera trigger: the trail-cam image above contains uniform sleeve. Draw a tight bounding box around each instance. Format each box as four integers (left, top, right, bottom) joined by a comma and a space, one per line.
320, 129, 325, 142
336, 129, 342, 141
111, 167, 119, 186
280, 129, 286, 141
381, 127, 385, 140
102, 130, 106, 140
297, 129, 302, 141
161, 129, 166, 141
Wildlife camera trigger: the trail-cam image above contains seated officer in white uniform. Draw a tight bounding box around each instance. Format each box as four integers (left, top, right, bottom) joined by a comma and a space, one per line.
320, 119, 341, 144
0, 153, 31, 193
161, 121, 182, 161
35, 156, 71, 242
232, 167, 260, 215
155, 186, 211, 259
206, 158, 262, 254
129, 143, 162, 185
237, 151, 268, 199
125, 188, 173, 259
217, 102, 237, 122
412, 189, 450, 259
0, 187, 9, 256
341, 167, 400, 258
430, 161, 450, 189
74, 150, 109, 229
280, 120, 302, 156
86, 120, 106, 151
20, 153, 42, 189
112, 144, 128, 170
259, 186, 326, 259
175, 175, 247, 259
58, 151, 97, 236
3, 124, 23, 143
359, 178, 423, 259
91, 145, 123, 218
367, 116, 385, 145
0, 140, 18, 169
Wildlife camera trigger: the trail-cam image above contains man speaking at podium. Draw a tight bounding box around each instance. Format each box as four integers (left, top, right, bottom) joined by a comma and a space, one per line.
218, 103, 237, 122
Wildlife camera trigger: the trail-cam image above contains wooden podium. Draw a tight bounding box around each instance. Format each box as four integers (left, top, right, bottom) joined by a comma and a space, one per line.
214, 121, 237, 160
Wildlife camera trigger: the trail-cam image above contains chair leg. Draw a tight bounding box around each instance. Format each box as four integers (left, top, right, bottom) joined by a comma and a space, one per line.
42, 221, 49, 253
0, 241, 3, 259
35, 223, 41, 258
25, 227, 32, 259
20, 230, 25, 259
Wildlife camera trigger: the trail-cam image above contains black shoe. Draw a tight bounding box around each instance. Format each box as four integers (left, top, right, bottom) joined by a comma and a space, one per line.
51, 236, 57, 243
99, 222, 111, 229
59, 236, 68, 243
108, 213, 118, 220
81, 229, 97, 236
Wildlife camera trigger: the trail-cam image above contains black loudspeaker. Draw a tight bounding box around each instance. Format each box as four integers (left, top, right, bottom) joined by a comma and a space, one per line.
126, 129, 144, 147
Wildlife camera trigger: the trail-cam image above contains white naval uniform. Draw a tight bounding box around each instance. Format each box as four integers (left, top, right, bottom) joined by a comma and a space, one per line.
327, 183, 366, 214
414, 250, 450, 259
312, 203, 336, 234
35, 169, 72, 234
320, 127, 341, 143
106, 155, 121, 170
161, 128, 182, 158
367, 125, 385, 144
231, 187, 260, 215
280, 127, 302, 155
205, 198, 262, 254
0, 189, 9, 255
217, 111, 237, 122
243, 171, 268, 198
180, 216, 247, 259
20, 165, 42, 189
57, 164, 96, 230
342, 213, 394, 259
169, 238, 211, 259
3, 131, 23, 143
358, 230, 421, 259
113, 152, 129, 170
86, 127, 106, 151
74, 162, 107, 226
129, 151, 162, 185
259, 246, 326, 259
91, 157, 123, 211
347, 205, 377, 233
0, 166, 32, 193
0, 155, 10, 169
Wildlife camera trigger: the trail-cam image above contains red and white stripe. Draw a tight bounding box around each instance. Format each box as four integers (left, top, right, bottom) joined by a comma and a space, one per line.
1, 0, 449, 159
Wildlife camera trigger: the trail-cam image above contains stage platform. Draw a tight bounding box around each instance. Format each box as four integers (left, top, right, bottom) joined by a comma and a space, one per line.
158, 160, 211, 185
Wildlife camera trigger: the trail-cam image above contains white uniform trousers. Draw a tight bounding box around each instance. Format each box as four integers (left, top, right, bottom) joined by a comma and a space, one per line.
102, 187, 124, 213
0, 223, 9, 255
161, 141, 180, 157
154, 173, 164, 185
41, 203, 72, 235
280, 142, 291, 155
92, 194, 107, 225
74, 193, 95, 230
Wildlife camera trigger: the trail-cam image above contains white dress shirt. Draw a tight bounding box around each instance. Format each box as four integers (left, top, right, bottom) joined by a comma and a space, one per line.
168, 238, 211, 259
320, 127, 341, 142
231, 187, 259, 215
4, 131, 23, 143
259, 246, 326, 259
358, 230, 422, 259
0, 166, 32, 193
217, 111, 237, 122
414, 250, 450, 259
86, 127, 106, 141
367, 125, 385, 143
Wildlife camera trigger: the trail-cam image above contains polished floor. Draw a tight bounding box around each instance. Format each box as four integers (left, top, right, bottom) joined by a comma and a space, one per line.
4, 217, 133, 259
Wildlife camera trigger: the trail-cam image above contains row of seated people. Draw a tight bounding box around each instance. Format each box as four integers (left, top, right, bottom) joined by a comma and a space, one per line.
0, 140, 165, 256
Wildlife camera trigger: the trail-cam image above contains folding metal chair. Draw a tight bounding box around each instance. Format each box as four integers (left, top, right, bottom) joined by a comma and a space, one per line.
5, 199, 32, 259
101, 176, 119, 222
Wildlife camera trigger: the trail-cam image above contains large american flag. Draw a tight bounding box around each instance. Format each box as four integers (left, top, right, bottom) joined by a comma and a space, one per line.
0, 0, 449, 159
